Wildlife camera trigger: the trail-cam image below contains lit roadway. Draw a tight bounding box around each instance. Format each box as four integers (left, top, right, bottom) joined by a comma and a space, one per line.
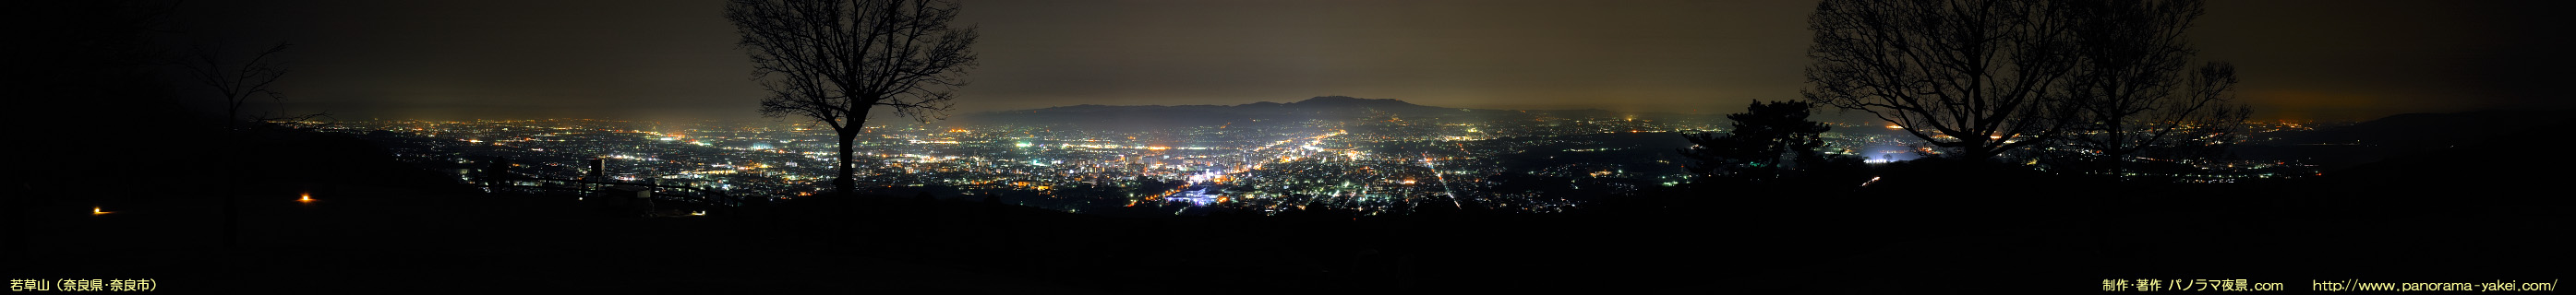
1423, 150, 1463, 209
1156, 129, 1339, 206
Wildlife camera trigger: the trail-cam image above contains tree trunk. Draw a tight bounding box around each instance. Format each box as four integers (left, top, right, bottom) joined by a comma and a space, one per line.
2107, 119, 2125, 181
835, 129, 859, 195
1953, 136, 1999, 162
1962, 148, 1998, 163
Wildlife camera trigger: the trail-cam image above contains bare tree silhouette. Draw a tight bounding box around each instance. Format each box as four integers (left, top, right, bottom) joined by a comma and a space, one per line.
2054, 0, 2248, 178
177, 41, 293, 129
177, 41, 301, 249
1802, 0, 2087, 162
726, 0, 979, 195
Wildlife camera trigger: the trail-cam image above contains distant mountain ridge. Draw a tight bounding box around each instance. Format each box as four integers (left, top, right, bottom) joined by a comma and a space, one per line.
1004, 96, 1451, 114
2233, 107, 2573, 171
1275, 95, 1440, 110
2275, 108, 2571, 145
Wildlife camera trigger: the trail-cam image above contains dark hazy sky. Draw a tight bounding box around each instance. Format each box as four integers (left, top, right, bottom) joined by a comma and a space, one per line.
175, 0, 2570, 122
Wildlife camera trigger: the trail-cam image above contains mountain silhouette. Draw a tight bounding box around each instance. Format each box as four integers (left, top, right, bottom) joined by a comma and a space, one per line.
1006, 96, 1443, 114
1279, 95, 1436, 109
2236, 107, 2572, 170
2275, 108, 2569, 146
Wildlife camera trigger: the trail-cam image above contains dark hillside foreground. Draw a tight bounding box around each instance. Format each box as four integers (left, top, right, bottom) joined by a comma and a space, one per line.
13, 124, 2567, 293
6, 118, 2565, 294
1705, 124, 2570, 293
6, 129, 1074, 293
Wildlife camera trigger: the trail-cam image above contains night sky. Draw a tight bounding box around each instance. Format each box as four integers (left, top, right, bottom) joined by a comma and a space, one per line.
174, 0, 2570, 122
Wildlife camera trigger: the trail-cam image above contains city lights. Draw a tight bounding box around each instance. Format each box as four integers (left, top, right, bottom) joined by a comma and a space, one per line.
38, 1, 2549, 291
291, 106, 2317, 217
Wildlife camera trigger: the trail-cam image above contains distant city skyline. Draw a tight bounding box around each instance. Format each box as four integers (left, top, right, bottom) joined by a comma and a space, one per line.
171, 0, 2571, 122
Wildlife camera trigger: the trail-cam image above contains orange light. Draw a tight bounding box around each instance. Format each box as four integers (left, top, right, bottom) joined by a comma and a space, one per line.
92, 206, 108, 215
300, 193, 314, 203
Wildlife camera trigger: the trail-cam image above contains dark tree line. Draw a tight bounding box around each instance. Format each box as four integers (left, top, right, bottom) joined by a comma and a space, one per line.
1680, 100, 1837, 183
1801, 0, 2084, 162
1800, 0, 2246, 178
